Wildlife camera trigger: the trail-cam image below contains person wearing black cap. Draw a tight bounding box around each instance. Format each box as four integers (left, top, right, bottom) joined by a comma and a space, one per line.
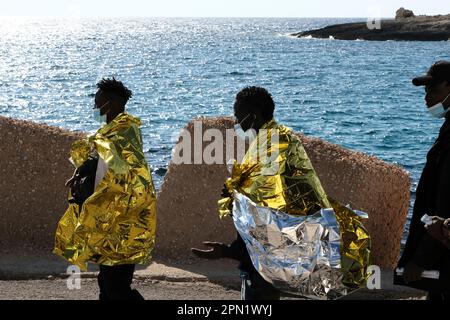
396, 61, 450, 301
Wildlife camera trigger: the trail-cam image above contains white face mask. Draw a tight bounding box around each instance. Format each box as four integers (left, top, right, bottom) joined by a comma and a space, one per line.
234, 114, 257, 141
93, 102, 110, 123
428, 92, 450, 118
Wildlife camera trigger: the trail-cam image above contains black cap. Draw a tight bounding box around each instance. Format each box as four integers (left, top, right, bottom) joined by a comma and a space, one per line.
413, 61, 450, 86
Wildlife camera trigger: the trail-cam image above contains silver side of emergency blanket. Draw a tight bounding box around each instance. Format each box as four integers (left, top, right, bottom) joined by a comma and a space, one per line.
232, 192, 349, 300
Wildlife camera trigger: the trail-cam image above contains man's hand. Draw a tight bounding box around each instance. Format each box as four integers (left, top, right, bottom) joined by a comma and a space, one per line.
191, 242, 228, 260
444, 219, 450, 239
435, 218, 450, 248
403, 261, 424, 284
425, 216, 447, 244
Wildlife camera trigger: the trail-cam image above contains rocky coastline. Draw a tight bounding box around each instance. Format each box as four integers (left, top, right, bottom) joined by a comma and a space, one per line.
293, 8, 450, 41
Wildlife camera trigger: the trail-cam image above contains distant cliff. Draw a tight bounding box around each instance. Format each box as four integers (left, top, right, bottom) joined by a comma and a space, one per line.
293, 8, 450, 41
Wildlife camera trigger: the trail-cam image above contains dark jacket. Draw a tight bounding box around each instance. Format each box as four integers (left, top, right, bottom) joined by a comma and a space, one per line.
224, 232, 254, 273
398, 117, 450, 276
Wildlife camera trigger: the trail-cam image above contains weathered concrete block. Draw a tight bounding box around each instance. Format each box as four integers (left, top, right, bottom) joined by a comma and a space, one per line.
156, 117, 410, 270
0, 115, 410, 277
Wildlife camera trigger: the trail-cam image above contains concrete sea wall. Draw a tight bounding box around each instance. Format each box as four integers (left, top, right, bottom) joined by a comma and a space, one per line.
0, 115, 410, 277
0, 116, 83, 277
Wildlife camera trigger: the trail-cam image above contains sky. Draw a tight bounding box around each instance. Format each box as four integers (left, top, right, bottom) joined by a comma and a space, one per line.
0, 0, 448, 18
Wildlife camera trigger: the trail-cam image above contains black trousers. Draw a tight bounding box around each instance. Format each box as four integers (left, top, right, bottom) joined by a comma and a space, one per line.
240, 271, 281, 300
97, 264, 144, 300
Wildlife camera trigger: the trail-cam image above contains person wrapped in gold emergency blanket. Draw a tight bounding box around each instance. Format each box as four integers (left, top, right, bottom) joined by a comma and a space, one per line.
54, 78, 156, 300
193, 87, 370, 300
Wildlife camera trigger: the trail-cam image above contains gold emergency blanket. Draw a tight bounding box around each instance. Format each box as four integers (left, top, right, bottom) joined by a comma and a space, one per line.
54, 113, 157, 271
218, 119, 371, 294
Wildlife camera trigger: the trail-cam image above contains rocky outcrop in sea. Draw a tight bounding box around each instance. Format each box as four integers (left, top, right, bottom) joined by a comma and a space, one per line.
293, 8, 450, 41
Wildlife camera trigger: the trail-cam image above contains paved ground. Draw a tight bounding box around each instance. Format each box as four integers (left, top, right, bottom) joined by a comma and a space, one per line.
0, 277, 426, 300
0, 278, 241, 300
0, 259, 427, 300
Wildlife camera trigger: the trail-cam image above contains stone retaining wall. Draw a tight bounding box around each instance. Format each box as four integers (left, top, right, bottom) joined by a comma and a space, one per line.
0, 116, 410, 276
